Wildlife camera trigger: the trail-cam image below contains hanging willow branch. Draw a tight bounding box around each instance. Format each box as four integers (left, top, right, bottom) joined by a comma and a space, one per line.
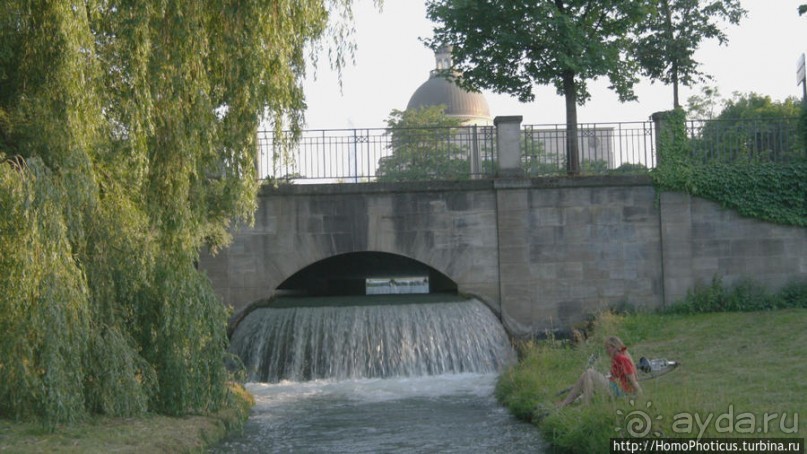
0, 0, 366, 425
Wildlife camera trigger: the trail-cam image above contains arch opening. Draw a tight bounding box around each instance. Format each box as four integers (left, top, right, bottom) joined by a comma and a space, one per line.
277, 252, 457, 297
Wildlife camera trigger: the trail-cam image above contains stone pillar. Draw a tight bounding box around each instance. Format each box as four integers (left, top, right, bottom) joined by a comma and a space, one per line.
494, 116, 523, 178
651, 110, 676, 167
494, 180, 534, 337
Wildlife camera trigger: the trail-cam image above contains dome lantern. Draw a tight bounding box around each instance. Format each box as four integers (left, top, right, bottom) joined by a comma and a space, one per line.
434, 45, 453, 73
406, 47, 493, 126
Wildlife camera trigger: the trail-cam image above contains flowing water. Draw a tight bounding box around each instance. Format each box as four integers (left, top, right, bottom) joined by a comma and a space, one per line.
212, 296, 545, 453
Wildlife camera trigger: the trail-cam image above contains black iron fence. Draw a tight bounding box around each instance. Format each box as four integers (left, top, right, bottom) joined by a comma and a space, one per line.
257, 125, 496, 184
255, 118, 803, 183
521, 122, 656, 176
685, 117, 803, 163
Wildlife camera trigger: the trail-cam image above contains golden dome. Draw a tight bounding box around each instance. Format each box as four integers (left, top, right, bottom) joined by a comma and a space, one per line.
405, 47, 492, 125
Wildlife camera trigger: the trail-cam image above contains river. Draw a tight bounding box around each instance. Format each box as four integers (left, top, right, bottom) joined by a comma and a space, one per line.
210, 373, 545, 453
211, 296, 545, 453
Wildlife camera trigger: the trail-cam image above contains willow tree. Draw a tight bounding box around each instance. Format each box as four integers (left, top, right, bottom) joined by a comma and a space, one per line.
425, 0, 647, 175
0, 0, 360, 425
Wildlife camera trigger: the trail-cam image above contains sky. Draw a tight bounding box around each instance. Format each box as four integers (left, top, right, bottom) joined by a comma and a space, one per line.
299, 0, 807, 130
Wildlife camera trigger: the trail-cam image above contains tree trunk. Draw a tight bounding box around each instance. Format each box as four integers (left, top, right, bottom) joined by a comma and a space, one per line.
661, 0, 680, 109
673, 77, 679, 109
563, 71, 580, 175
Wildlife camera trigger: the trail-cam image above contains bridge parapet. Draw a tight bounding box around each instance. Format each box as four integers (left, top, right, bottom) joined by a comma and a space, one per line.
257, 115, 801, 185
257, 117, 658, 184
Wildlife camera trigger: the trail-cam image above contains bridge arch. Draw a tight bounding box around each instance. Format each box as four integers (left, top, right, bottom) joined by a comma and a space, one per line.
276, 251, 458, 297
202, 182, 504, 320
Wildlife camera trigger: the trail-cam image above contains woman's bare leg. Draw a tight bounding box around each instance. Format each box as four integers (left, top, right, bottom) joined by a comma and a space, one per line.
581, 368, 610, 404
558, 369, 609, 407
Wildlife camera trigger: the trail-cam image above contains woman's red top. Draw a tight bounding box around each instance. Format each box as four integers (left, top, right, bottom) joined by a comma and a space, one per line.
610, 352, 637, 393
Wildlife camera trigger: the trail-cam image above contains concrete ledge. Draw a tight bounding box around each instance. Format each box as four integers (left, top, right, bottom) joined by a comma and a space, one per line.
260, 175, 654, 197
259, 179, 495, 196
493, 178, 532, 189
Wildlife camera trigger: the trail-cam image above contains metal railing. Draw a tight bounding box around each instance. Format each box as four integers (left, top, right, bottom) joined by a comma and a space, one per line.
257, 125, 496, 184
685, 117, 803, 163
256, 121, 656, 183
521, 122, 656, 176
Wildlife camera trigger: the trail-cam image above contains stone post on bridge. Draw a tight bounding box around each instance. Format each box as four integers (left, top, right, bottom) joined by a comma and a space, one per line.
650, 110, 669, 167
494, 116, 524, 178
492, 115, 533, 336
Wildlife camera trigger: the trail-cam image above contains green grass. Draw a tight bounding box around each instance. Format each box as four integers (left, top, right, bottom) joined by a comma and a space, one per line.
0, 382, 253, 453
496, 310, 807, 453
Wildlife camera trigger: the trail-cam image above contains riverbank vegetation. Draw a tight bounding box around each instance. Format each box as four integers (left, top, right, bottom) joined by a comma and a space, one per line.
0, 383, 253, 453
496, 279, 807, 453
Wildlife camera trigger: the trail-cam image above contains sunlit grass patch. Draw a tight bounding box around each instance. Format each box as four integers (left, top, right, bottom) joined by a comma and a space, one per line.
496, 309, 807, 453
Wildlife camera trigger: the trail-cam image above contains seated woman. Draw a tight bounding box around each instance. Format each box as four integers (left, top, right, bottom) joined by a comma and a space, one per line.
557, 336, 642, 407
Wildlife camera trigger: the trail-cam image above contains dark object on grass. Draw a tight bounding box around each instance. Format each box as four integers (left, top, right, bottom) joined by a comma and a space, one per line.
638, 357, 679, 378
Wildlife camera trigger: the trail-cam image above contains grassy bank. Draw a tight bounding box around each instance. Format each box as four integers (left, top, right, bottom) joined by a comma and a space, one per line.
496, 309, 807, 453
0, 383, 253, 453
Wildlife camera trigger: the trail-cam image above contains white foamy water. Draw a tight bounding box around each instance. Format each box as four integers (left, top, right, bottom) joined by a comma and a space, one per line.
211, 373, 545, 453
229, 299, 516, 382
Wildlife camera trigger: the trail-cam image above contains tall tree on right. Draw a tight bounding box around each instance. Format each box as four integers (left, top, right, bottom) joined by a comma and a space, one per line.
635, 0, 746, 109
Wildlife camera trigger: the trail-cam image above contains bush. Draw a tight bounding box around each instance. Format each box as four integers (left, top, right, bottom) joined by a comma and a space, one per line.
778, 279, 807, 308
609, 163, 649, 175
664, 275, 807, 314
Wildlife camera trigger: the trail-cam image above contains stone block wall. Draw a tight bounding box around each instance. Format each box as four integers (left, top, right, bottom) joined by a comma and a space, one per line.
659, 192, 807, 305
200, 181, 502, 316
200, 177, 807, 338
495, 179, 663, 336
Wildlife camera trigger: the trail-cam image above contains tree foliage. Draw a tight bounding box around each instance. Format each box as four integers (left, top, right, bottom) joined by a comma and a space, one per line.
686, 85, 723, 120
634, 0, 746, 109
0, 0, 358, 425
425, 0, 647, 175
376, 106, 472, 182
713, 92, 802, 121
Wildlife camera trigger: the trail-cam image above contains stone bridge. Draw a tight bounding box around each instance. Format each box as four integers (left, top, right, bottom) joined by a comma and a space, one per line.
199, 175, 807, 337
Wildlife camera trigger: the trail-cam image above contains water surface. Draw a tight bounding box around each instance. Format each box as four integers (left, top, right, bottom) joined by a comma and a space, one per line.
211, 373, 545, 453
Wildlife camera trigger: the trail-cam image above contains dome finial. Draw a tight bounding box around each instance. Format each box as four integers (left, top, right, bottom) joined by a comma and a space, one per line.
434, 45, 453, 72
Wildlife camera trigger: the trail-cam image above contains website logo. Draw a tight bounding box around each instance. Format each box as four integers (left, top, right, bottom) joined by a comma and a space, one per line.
615, 399, 664, 438
615, 401, 800, 438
